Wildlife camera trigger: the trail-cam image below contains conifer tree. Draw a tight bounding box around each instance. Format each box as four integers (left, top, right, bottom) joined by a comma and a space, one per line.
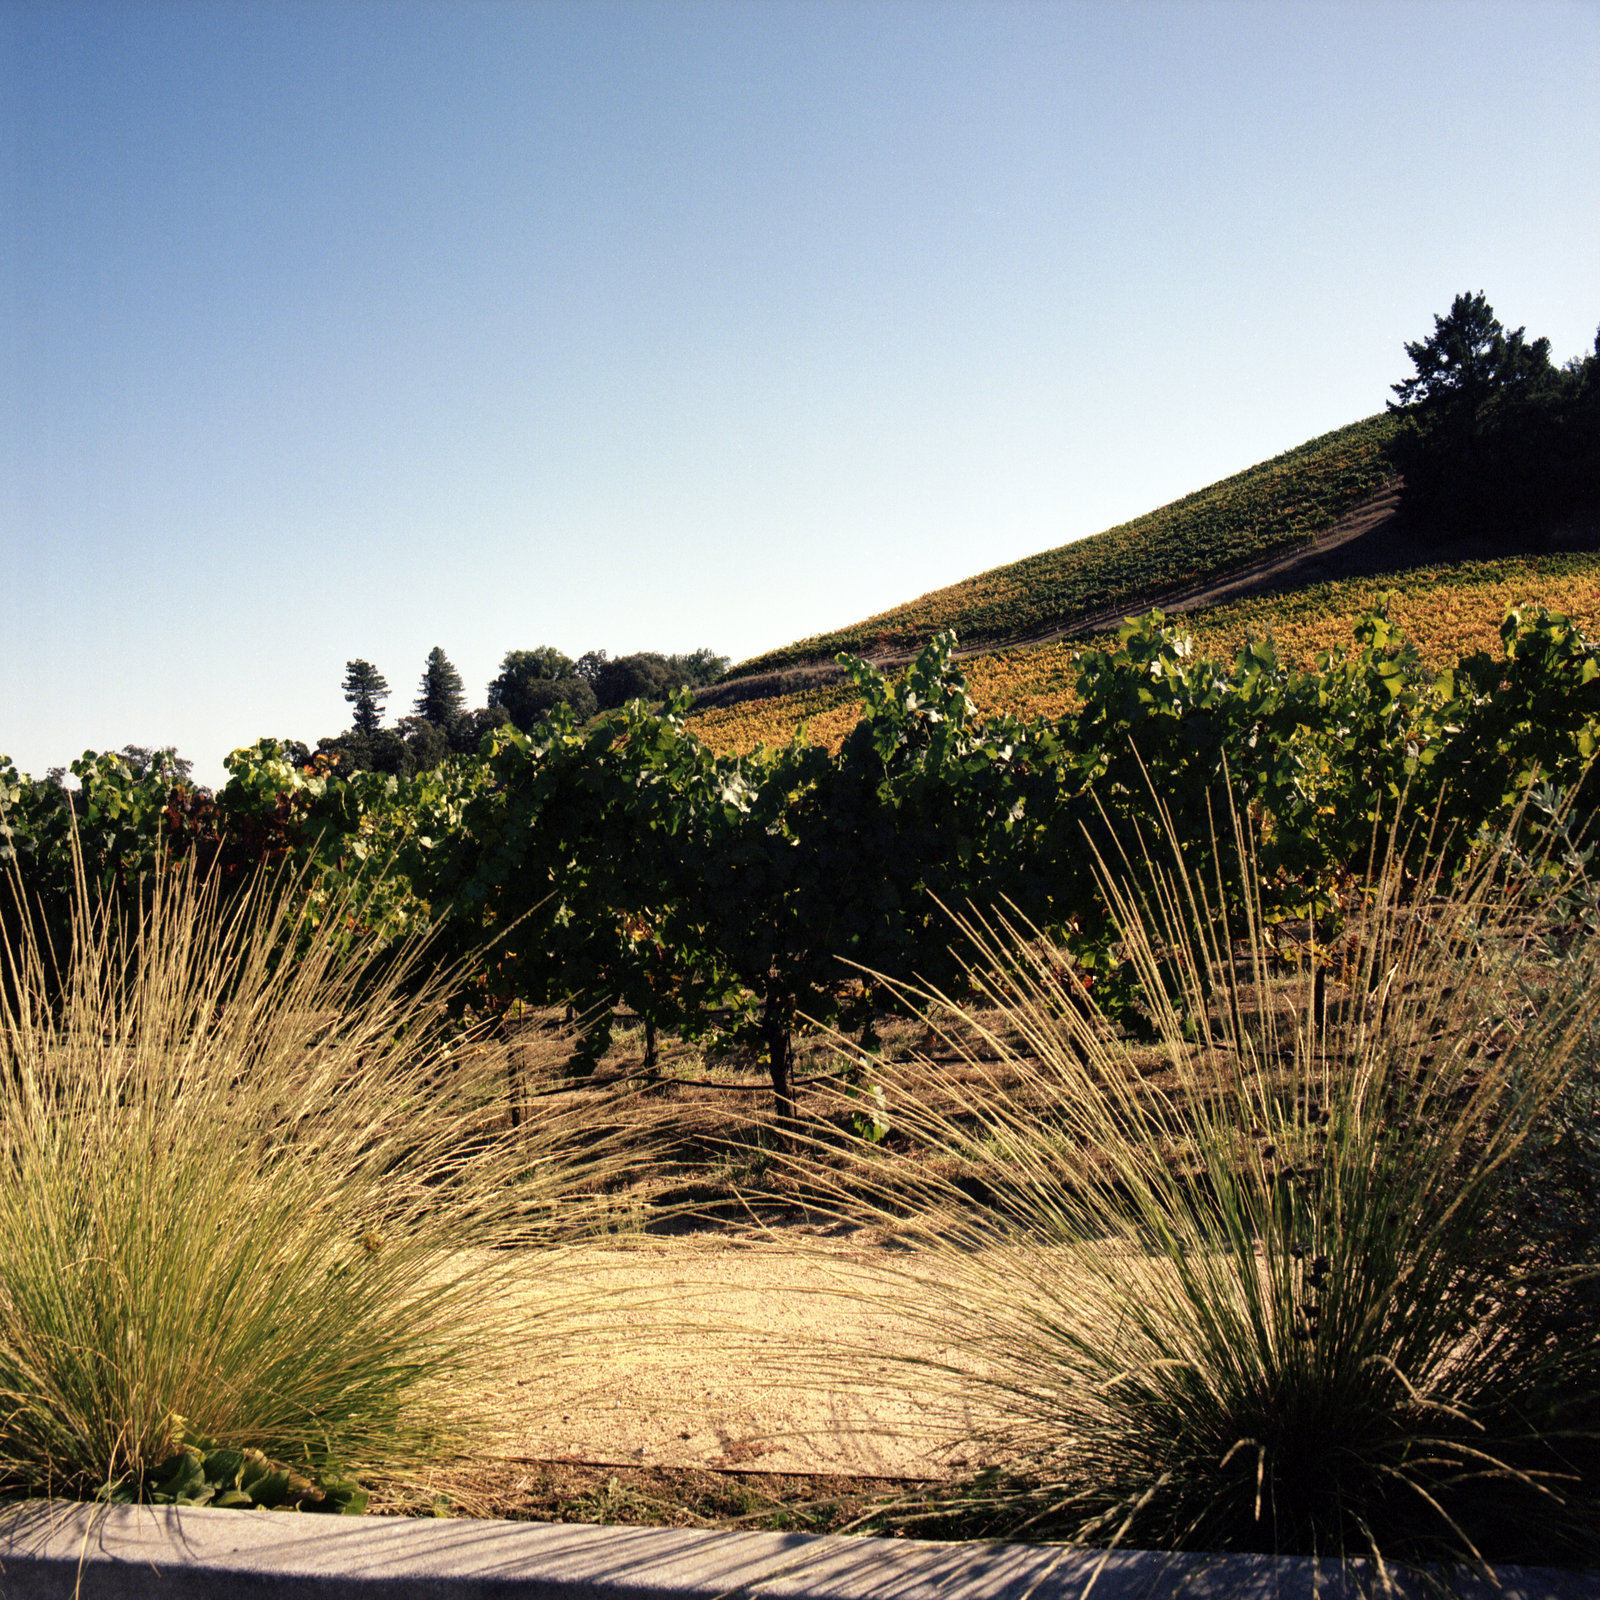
414, 646, 466, 726
343, 660, 389, 735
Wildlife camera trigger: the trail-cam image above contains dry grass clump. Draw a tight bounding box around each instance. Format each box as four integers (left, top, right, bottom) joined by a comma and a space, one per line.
0, 862, 639, 1501
781, 829, 1600, 1569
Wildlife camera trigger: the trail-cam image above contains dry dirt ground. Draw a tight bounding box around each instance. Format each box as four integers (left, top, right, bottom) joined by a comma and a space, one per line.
390, 1006, 1040, 1524
418, 983, 1320, 1527
490, 1232, 997, 1481
396, 1229, 1008, 1529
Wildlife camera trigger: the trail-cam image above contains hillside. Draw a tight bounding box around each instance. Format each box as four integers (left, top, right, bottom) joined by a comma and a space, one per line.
688, 552, 1600, 755
727, 412, 1400, 679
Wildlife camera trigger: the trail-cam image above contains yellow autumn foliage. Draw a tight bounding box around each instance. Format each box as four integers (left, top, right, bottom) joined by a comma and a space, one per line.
690, 554, 1600, 753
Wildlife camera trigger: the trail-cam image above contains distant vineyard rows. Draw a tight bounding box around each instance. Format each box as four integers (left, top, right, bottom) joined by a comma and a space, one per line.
730, 412, 1400, 678
690, 553, 1600, 752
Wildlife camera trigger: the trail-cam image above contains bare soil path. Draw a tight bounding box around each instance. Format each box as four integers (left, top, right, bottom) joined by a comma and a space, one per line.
490, 1233, 995, 1483
1042, 481, 1406, 644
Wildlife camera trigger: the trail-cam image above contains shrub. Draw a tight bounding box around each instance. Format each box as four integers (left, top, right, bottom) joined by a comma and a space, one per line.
0, 856, 633, 1500
787, 822, 1600, 1567
593, 654, 686, 711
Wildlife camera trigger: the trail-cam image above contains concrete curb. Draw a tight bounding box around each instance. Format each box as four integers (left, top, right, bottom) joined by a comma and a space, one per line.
1, 1502, 1596, 1600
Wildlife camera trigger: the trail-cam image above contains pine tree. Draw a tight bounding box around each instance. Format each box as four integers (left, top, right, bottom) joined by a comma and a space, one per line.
1389, 291, 1552, 414
343, 660, 389, 735
414, 646, 466, 726
1388, 293, 1569, 543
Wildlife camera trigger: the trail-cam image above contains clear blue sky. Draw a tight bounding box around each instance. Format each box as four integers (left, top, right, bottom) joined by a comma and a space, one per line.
3, 0, 1597, 786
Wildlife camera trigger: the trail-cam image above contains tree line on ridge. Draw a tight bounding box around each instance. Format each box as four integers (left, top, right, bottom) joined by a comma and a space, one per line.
313, 645, 730, 779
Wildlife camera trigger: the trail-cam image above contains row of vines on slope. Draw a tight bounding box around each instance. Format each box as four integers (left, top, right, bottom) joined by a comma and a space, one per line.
6, 598, 1600, 1115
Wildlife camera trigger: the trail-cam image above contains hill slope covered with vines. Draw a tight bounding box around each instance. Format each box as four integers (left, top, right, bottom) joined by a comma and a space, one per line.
729, 412, 1399, 678
691, 552, 1600, 754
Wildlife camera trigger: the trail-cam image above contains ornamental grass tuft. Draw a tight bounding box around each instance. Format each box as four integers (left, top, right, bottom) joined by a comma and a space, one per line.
786, 820, 1600, 1569
0, 859, 633, 1502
